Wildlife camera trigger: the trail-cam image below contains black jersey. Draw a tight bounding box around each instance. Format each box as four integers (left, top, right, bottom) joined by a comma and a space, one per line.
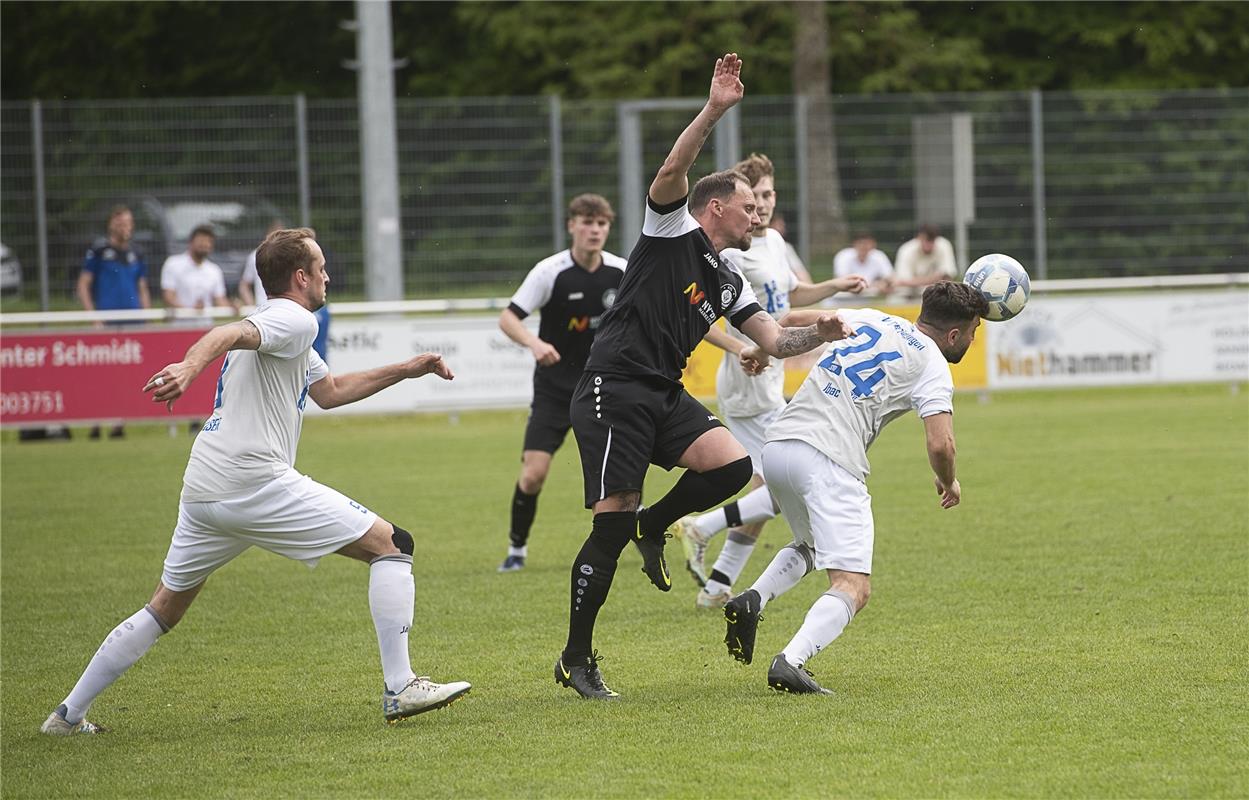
508, 249, 628, 397
586, 196, 763, 388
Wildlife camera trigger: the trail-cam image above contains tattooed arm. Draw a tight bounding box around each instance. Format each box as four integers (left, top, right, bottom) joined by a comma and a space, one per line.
737, 310, 853, 362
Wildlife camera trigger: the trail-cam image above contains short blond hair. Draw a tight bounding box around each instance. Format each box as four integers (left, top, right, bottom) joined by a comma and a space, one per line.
733, 153, 774, 188
256, 227, 317, 296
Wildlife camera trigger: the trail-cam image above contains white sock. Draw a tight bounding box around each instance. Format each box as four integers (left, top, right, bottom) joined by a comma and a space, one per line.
736, 485, 777, 526
712, 537, 756, 587
782, 591, 855, 667
508, 545, 527, 558
369, 556, 417, 694
61, 606, 166, 723
749, 543, 814, 610
692, 507, 728, 539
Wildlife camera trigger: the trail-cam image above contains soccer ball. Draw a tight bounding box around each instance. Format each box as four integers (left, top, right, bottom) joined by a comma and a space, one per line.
963, 253, 1030, 321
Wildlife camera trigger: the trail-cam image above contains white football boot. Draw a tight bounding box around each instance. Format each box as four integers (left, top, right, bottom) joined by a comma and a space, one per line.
673, 516, 710, 587
41, 705, 107, 736
381, 676, 471, 722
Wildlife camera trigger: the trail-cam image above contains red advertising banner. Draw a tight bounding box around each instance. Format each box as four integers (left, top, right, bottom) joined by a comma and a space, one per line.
0, 328, 225, 426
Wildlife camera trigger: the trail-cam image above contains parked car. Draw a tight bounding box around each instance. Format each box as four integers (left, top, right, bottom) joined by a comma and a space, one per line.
0, 242, 22, 295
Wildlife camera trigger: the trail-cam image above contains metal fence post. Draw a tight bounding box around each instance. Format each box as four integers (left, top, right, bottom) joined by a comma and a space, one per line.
31, 100, 50, 311
1030, 89, 1048, 280
618, 102, 643, 255
295, 93, 311, 228
548, 94, 564, 252
714, 105, 741, 171
793, 94, 811, 266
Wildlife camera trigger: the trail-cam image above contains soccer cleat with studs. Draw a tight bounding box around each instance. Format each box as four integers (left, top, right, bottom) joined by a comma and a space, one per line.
696, 587, 731, 609
633, 508, 672, 592
672, 515, 709, 587
723, 589, 763, 664
381, 676, 471, 722
497, 554, 526, 573
554, 650, 620, 700
40, 704, 106, 736
767, 654, 833, 695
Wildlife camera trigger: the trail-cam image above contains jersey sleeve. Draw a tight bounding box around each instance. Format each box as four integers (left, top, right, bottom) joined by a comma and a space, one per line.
832, 249, 853, 278
723, 258, 764, 329
82, 247, 100, 276
212, 265, 227, 297
642, 196, 700, 238
308, 348, 330, 384
936, 238, 958, 277
249, 303, 318, 359
912, 351, 954, 418
508, 260, 557, 317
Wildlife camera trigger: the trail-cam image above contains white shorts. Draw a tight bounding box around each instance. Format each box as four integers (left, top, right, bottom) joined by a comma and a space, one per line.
161, 469, 379, 591
724, 406, 784, 477
760, 439, 874, 574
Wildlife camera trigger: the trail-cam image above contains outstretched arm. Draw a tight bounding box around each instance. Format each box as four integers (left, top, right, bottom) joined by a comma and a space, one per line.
308, 353, 454, 410
788, 274, 868, 307
144, 320, 261, 409
649, 54, 744, 205
737, 310, 853, 360
499, 307, 559, 366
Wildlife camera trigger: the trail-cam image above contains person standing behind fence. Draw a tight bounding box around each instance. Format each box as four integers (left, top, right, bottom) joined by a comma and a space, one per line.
161, 225, 230, 326
76, 204, 150, 440
496, 194, 627, 573
893, 224, 958, 299
834, 232, 894, 296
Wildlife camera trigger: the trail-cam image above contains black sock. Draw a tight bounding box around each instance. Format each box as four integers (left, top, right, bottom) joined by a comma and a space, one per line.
723, 501, 743, 529
508, 484, 539, 548
564, 511, 633, 660
708, 569, 732, 586
640, 457, 753, 537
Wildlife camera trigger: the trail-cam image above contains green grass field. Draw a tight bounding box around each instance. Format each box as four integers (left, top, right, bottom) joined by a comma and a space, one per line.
2, 383, 1246, 798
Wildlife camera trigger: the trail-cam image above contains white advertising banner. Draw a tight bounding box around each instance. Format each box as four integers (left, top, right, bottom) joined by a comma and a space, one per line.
987, 289, 1249, 389
310, 314, 539, 415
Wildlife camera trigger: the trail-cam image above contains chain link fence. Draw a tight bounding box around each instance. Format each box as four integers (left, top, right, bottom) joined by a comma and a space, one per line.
2, 88, 1245, 307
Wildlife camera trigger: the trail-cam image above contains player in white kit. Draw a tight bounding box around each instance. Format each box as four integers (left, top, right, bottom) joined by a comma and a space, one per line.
721, 281, 988, 694
41, 228, 470, 735
673, 153, 867, 608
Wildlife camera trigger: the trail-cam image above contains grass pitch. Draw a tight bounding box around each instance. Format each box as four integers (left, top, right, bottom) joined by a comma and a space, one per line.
2, 383, 1246, 798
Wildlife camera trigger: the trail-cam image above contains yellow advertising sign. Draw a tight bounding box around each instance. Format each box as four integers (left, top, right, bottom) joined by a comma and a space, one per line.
681, 305, 988, 399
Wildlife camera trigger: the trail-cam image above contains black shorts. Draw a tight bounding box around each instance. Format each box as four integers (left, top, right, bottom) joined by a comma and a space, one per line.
522, 389, 573, 454
571, 371, 723, 509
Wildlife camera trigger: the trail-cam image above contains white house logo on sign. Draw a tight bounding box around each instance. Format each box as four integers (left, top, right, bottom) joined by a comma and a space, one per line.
990, 301, 1160, 388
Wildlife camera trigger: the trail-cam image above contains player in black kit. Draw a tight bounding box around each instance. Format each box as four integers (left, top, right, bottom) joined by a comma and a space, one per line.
555, 54, 854, 699
497, 194, 627, 572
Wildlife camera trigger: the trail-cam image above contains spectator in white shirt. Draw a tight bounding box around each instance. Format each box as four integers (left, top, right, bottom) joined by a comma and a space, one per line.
160, 225, 230, 324
833, 232, 893, 295
894, 224, 958, 298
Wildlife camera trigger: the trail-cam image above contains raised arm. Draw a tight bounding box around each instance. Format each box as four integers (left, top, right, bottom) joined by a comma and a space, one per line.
144, 319, 261, 409
649, 54, 744, 205
923, 411, 960, 508
308, 353, 454, 410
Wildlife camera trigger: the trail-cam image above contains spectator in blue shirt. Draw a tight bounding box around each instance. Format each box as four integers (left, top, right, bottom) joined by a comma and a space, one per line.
77, 206, 151, 322
77, 205, 150, 439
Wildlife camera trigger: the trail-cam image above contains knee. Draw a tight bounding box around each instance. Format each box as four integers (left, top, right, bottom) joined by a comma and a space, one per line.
518, 470, 546, 495
829, 571, 871, 612
714, 456, 754, 493
390, 525, 414, 556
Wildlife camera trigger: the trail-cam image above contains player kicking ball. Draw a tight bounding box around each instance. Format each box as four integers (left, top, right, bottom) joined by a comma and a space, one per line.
721, 281, 987, 694
41, 228, 469, 735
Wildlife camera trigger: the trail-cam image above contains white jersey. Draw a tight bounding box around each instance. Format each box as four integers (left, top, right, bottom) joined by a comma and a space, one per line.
717, 229, 799, 417
241, 248, 268, 306
766, 308, 953, 481
181, 299, 329, 501
160, 252, 226, 309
